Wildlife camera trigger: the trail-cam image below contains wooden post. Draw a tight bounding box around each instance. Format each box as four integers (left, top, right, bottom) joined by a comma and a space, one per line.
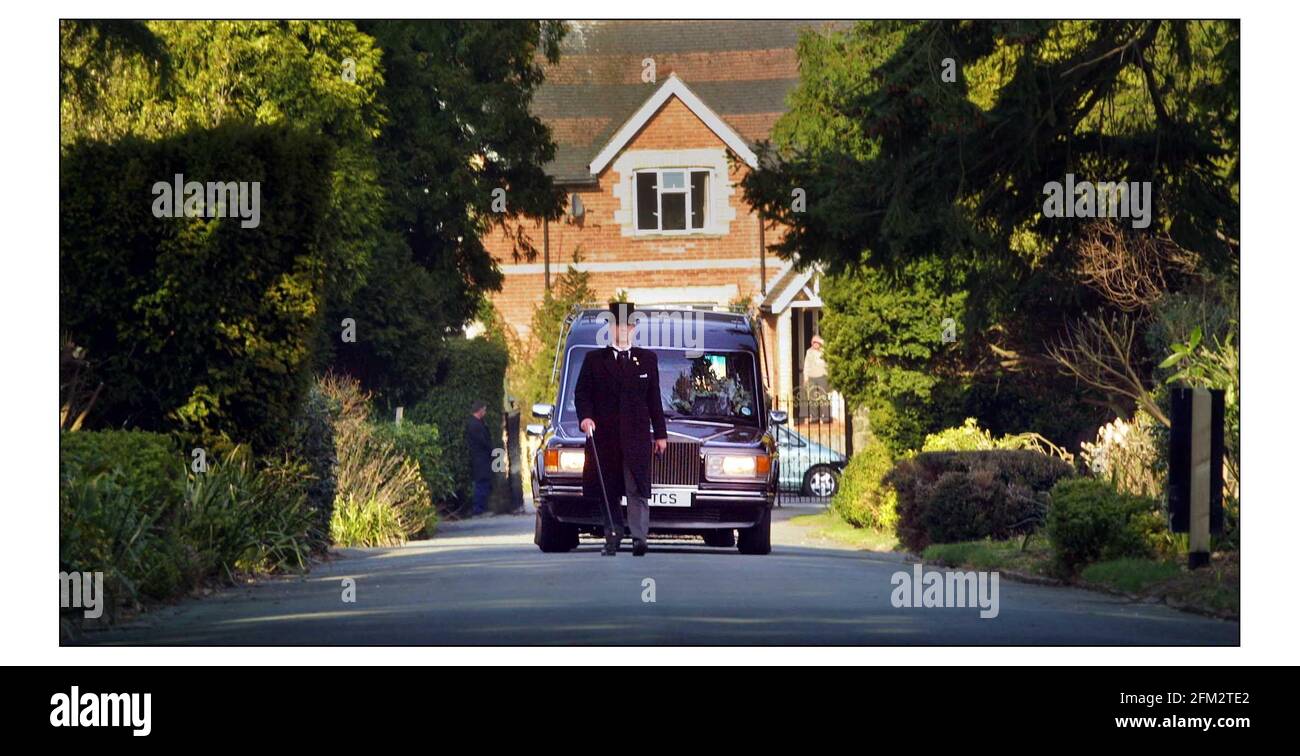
395, 406, 403, 426
1169, 387, 1225, 569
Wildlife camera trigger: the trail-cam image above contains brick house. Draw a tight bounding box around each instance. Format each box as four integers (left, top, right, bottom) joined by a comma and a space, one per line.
483, 20, 840, 409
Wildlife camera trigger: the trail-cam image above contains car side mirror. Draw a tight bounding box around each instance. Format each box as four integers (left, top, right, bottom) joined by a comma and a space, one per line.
532, 403, 554, 419
526, 423, 545, 437
769, 410, 788, 425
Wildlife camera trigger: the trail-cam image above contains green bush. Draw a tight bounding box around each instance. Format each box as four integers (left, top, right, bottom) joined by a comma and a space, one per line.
923, 470, 1047, 545
284, 379, 338, 544
375, 421, 453, 534
323, 373, 434, 545
411, 337, 508, 511
60, 474, 172, 618
60, 430, 185, 520
886, 450, 1074, 552
60, 123, 336, 451
1046, 478, 1166, 574
831, 439, 897, 531
178, 447, 320, 579
59, 435, 319, 622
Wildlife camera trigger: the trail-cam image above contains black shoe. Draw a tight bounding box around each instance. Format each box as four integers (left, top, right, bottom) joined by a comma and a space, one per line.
632, 538, 647, 556
602, 536, 619, 556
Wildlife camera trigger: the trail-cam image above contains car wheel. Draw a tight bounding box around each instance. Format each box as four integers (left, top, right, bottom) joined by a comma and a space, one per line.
802, 465, 840, 498
703, 529, 735, 548
736, 508, 772, 555
534, 505, 578, 552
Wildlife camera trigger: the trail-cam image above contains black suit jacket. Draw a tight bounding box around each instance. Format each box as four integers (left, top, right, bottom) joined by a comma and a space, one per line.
465, 415, 494, 482
573, 346, 668, 501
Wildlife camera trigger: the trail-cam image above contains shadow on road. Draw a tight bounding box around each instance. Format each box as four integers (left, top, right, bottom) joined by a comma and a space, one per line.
74, 513, 1238, 647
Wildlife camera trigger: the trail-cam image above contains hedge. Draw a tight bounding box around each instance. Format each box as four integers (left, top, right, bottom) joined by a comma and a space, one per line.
830, 439, 897, 531
60, 122, 336, 451
411, 337, 508, 511
60, 431, 318, 622
886, 450, 1075, 552
59, 430, 185, 520
1046, 478, 1166, 574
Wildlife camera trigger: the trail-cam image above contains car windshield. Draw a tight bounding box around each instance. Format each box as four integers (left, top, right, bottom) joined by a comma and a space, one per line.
560, 347, 760, 426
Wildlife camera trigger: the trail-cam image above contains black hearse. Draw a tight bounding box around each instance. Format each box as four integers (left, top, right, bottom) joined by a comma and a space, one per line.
527, 306, 784, 554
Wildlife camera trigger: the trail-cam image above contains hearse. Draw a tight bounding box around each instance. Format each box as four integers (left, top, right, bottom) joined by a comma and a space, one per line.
527, 306, 783, 554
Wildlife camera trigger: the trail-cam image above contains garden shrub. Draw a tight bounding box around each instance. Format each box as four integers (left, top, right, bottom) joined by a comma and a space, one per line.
1079, 411, 1162, 498
178, 447, 320, 580
324, 374, 434, 545
375, 420, 454, 534
411, 337, 508, 511
60, 123, 336, 451
887, 450, 1074, 552
285, 379, 338, 544
831, 439, 897, 531
60, 474, 172, 619
60, 429, 185, 520
921, 418, 1003, 452
1046, 478, 1166, 573
59, 437, 319, 622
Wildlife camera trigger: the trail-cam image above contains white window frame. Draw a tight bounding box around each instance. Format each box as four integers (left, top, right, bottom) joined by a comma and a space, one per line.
633, 168, 710, 235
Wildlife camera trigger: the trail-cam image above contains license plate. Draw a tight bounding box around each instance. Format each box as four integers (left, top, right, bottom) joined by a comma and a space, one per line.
624, 487, 695, 507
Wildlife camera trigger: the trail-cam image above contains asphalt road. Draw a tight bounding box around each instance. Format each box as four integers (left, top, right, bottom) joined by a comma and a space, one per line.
79, 502, 1238, 646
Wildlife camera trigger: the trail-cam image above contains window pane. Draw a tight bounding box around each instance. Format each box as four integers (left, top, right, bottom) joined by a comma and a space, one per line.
661, 171, 686, 189
661, 193, 686, 230
636, 173, 658, 229
690, 171, 708, 228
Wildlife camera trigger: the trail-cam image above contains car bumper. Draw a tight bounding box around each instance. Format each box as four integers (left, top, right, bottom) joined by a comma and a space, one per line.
540, 483, 772, 530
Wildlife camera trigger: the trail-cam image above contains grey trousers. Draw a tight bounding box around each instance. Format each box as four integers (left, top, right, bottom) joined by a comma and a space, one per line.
623, 463, 649, 541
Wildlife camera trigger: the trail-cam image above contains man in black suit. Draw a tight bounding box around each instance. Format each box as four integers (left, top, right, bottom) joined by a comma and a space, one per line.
465, 400, 493, 516
574, 303, 668, 556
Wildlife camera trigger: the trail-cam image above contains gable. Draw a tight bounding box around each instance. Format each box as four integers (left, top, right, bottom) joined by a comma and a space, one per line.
533, 20, 843, 184
589, 75, 758, 175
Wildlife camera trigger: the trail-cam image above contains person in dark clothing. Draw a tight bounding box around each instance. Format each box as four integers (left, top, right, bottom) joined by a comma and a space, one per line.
465, 400, 494, 516
574, 302, 668, 556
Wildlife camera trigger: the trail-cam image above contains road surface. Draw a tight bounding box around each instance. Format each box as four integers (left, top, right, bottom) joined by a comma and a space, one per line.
78, 502, 1238, 645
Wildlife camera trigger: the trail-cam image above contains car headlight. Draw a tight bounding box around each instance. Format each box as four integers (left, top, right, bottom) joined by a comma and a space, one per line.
544, 448, 586, 475
705, 453, 771, 480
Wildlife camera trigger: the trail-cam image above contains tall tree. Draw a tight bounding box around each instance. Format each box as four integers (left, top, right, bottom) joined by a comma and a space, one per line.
744, 21, 1238, 450
323, 21, 567, 402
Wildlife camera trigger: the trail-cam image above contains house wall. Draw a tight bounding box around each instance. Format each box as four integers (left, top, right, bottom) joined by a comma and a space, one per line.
484, 95, 785, 338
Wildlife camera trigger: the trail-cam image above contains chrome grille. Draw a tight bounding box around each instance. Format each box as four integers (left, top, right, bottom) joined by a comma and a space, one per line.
652, 441, 700, 486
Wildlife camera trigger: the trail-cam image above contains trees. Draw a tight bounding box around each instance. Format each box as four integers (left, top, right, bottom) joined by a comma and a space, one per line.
61, 124, 336, 450
744, 21, 1238, 451
60, 21, 568, 445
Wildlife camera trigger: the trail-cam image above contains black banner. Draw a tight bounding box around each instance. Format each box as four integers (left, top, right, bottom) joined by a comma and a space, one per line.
5, 665, 1280, 744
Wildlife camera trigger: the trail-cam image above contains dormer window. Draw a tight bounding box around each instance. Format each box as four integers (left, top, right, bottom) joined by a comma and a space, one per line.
635, 169, 709, 232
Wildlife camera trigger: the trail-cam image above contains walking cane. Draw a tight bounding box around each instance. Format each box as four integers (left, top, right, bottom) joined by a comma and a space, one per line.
586, 426, 619, 553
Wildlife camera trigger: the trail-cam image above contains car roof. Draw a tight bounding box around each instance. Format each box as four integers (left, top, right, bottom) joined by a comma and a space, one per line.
565, 307, 759, 352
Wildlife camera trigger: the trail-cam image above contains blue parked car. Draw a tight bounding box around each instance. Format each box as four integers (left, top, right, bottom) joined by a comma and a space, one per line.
774, 425, 846, 497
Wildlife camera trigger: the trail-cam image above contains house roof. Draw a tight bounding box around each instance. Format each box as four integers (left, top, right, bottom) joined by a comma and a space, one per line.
588, 75, 758, 174
535, 20, 846, 184
761, 259, 823, 313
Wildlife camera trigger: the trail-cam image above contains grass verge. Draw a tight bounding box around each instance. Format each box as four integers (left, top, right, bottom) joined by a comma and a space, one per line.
787, 509, 899, 552
923, 537, 1054, 577
924, 538, 1239, 619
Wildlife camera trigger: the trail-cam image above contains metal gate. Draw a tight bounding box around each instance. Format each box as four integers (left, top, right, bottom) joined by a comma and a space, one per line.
771, 391, 849, 507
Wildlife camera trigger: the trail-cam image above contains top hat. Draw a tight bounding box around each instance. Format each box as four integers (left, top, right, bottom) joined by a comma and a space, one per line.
608, 301, 636, 325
